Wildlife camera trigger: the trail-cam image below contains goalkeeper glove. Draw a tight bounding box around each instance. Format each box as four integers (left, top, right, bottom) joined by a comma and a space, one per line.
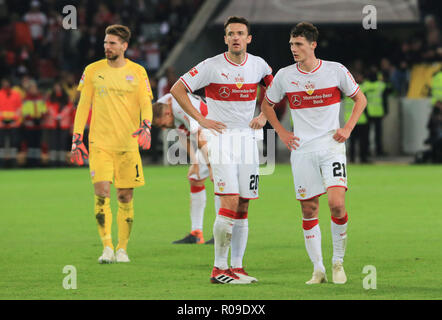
70, 133, 89, 165
132, 119, 152, 150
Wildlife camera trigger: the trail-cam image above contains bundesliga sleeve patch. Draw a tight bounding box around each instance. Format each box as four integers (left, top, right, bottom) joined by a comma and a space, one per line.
189, 67, 198, 77
79, 73, 85, 85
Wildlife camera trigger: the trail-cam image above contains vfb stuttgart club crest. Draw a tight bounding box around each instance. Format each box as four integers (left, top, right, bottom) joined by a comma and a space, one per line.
217, 179, 226, 192
235, 75, 244, 89
297, 187, 307, 198
304, 81, 315, 95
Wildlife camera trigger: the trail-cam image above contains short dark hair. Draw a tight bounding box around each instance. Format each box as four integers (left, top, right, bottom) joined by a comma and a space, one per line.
290, 22, 319, 43
105, 24, 131, 43
224, 16, 251, 35
152, 102, 167, 126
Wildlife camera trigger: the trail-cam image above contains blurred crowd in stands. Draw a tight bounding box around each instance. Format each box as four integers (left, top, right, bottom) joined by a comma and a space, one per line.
344, 9, 442, 164
0, 0, 441, 168
0, 0, 202, 167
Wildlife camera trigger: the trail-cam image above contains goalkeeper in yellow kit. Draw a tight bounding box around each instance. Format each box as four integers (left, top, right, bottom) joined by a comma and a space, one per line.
71, 25, 153, 264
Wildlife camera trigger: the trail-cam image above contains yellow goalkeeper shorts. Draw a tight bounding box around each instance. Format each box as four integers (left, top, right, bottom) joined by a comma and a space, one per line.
89, 147, 145, 189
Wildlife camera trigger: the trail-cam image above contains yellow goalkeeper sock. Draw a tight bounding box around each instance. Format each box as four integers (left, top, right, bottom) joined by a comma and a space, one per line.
116, 200, 134, 251
94, 195, 113, 250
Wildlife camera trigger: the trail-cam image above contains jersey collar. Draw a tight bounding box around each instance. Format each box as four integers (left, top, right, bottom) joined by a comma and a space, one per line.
296, 59, 322, 74
224, 52, 248, 66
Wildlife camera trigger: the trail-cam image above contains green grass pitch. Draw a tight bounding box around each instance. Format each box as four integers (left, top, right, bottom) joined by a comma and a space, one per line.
0, 164, 441, 300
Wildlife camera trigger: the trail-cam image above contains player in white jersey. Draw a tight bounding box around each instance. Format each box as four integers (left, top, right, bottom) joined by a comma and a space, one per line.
262, 22, 367, 285
171, 16, 273, 284
152, 92, 220, 244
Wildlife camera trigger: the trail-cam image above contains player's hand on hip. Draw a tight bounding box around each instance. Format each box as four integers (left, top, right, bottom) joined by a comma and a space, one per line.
333, 128, 351, 143
278, 129, 300, 151
198, 118, 226, 134
188, 163, 200, 180
249, 116, 267, 129
132, 119, 152, 150
70, 133, 89, 166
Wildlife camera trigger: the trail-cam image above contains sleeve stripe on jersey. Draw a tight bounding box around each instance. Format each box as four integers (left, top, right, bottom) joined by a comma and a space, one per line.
180, 77, 193, 93
264, 94, 278, 105
348, 86, 360, 98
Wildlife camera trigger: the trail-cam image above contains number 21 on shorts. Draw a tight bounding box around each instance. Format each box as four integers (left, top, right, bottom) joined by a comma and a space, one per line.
249, 174, 259, 190
332, 162, 346, 177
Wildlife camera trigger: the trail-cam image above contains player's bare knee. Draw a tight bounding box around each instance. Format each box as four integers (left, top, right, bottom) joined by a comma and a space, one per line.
118, 195, 132, 203
220, 195, 239, 211
300, 200, 319, 219
238, 198, 250, 212
117, 189, 133, 203
94, 182, 110, 198
328, 199, 346, 217
95, 189, 110, 198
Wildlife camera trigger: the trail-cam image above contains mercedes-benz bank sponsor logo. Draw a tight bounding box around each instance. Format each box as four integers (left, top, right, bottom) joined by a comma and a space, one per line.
291, 95, 301, 107
219, 86, 231, 98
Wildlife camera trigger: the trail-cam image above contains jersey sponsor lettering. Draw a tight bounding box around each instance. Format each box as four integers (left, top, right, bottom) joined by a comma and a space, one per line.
286, 86, 341, 109
205, 83, 258, 101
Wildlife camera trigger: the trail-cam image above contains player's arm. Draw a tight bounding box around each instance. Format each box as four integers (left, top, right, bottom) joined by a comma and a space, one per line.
132, 70, 154, 150
170, 81, 226, 133
71, 70, 93, 165
261, 97, 300, 150
333, 90, 367, 143
197, 128, 210, 165
249, 111, 267, 129
334, 65, 367, 142
195, 128, 212, 180
249, 72, 274, 129
139, 70, 153, 124
73, 82, 93, 137
186, 125, 208, 179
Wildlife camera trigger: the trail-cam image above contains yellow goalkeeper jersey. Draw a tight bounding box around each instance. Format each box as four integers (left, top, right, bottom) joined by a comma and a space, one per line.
74, 58, 153, 151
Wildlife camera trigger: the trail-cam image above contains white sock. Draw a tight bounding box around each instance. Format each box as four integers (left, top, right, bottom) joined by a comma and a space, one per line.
231, 218, 248, 268
331, 214, 348, 264
303, 219, 325, 272
190, 186, 206, 231
213, 210, 235, 270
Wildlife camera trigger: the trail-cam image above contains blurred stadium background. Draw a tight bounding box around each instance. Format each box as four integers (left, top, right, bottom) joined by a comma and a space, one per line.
1, 0, 442, 302
0, 0, 441, 168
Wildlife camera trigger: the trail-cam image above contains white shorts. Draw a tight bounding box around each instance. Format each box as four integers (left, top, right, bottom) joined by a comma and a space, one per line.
290, 140, 348, 201
207, 130, 260, 199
